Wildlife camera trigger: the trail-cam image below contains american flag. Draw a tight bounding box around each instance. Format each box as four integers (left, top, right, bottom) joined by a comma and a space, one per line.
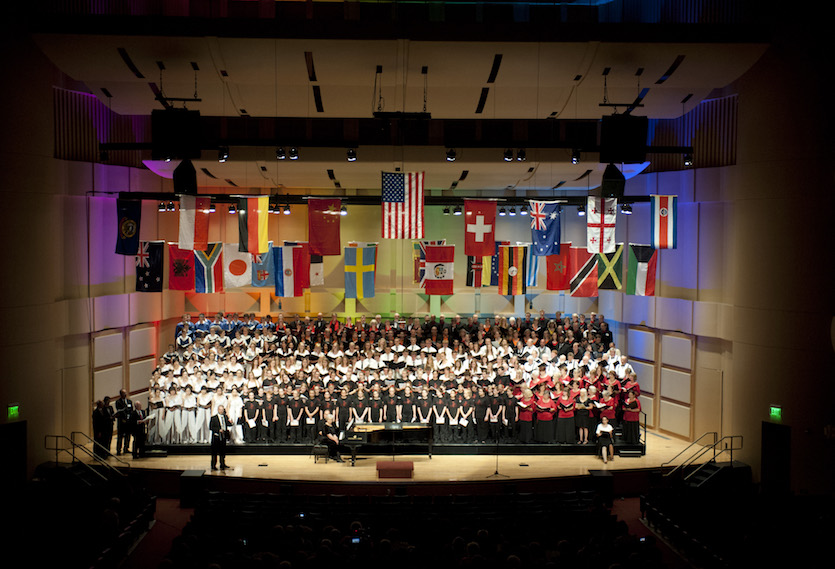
382, 171, 424, 239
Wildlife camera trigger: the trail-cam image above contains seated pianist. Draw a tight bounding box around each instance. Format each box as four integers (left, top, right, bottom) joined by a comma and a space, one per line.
318, 411, 344, 462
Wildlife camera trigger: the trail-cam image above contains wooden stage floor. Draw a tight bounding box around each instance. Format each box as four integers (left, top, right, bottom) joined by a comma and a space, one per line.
110, 430, 692, 483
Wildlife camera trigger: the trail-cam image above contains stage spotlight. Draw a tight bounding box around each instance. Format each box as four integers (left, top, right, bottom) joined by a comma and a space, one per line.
209, 202, 216, 213
446, 148, 457, 162
289, 147, 299, 160
621, 203, 633, 215
516, 149, 526, 162
578, 205, 585, 217
158, 202, 166, 212
276, 147, 286, 160
346, 148, 357, 162
509, 207, 517, 216
683, 152, 693, 167
520, 204, 528, 216
283, 204, 291, 215
229, 204, 237, 215
499, 207, 507, 216
503, 149, 513, 162
167, 201, 176, 212
571, 149, 580, 164
443, 206, 450, 216
453, 205, 463, 216
340, 205, 347, 216
218, 146, 229, 163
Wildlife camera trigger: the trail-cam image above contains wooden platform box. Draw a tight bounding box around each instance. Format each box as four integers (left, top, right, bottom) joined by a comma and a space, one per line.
376, 460, 414, 479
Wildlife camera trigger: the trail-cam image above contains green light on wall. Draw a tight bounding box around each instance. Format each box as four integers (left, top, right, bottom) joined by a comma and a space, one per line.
7, 404, 20, 420
769, 405, 782, 422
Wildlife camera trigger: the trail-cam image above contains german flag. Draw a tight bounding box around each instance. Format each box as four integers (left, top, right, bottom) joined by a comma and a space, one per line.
238, 196, 270, 253
498, 245, 527, 296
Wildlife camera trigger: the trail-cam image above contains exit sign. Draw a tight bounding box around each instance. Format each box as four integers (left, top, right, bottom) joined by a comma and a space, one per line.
7, 404, 20, 420
769, 405, 782, 422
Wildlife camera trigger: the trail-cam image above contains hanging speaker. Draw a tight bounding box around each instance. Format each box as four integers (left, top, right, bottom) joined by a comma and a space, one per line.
151, 109, 202, 160
600, 115, 647, 164
173, 159, 197, 195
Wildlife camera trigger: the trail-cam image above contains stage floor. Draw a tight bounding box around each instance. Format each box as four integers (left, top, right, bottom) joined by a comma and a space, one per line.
109, 430, 693, 483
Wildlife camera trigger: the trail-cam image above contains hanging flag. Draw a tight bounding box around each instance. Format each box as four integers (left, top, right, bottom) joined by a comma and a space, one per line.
651, 195, 678, 249
178, 195, 210, 251
415, 240, 446, 287
424, 245, 454, 295
382, 171, 424, 239
466, 256, 484, 288
194, 243, 224, 293
223, 243, 252, 289
626, 244, 657, 296
308, 198, 341, 256
597, 243, 624, 290
464, 200, 496, 256
115, 199, 141, 255
135, 241, 163, 292
587, 196, 618, 254
310, 254, 324, 286
251, 242, 275, 288
344, 246, 376, 300
489, 240, 511, 286
272, 245, 304, 297
284, 241, 311, 290
237, 196, 270, 254
168, 243, 195, 291
525, 244, 540, 288
529, 200, 561, 256
347, 241, 379, 270
546, 243, 572, 291
569, 247, 598, 297
498, 245, 528, 296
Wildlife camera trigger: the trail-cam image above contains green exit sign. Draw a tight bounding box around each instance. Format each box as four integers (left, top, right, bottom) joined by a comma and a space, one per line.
7, 404, 20, 420
769, 405, 782, 422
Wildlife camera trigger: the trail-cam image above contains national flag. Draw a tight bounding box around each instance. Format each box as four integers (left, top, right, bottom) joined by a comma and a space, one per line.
415, 240, 446, 287
651, 195, 678, 249
310, 254, 324, 286
424, 245, 454, 295
569, 247, 598, 297
464, 200, 496, 256
626, 244, 657, 296
498, 246, 527, 296
237, 196, 270, 254
344, 246, 376, 300
597, 243, 624, 290
284, 241, 311, 290
178, 195, 210, 251
382, 171, 424, 239
223, 243, 252, 289
545, 243, 572, 291
115, 199, 141, 255
251, 242, 275, 288
308, 198, 341, 256
168, 243, 195, 291
525, 244, 540, 287
194, 243, 224, 293
347, 241, 379, 270
135, 241, 163, 292
272, 245, 305, 297
489, 240, 511, 286
466, 256, 484, 288
587, 196, 618, 254
529, 200, 561, 256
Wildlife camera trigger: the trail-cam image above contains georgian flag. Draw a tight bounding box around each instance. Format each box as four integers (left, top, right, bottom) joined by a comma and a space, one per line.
587, 197, 617, 254
651, 195, 677, 249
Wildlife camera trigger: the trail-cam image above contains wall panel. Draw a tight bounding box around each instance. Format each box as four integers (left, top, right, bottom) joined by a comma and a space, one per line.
129, 359, 154, 395
630, 360, 655, 394
627, 328, 656, 361
659, 399, 691, 438
93, 366, 123, 401
129, 326, 156, 359
660, 367, 692, 404
661, 335, 692, 369
93, 332, 122, 368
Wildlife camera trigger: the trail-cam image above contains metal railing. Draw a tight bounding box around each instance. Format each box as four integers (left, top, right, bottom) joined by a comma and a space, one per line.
662, 431, 719, 476
683, 435, 743, 483
43, 433, 128, 485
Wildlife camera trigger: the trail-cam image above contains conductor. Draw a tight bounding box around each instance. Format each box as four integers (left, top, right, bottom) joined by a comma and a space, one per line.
210, 405, 231, 470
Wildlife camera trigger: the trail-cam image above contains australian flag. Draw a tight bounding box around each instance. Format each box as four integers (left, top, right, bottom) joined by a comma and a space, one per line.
135, 241, 163, 292
530, 200, 561, 256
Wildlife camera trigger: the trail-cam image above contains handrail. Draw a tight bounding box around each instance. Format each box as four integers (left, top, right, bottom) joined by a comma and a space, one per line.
662, 431, 718, 474
44, 435, 109, 483
683, 435, 743, 482
71, 431, 129, 475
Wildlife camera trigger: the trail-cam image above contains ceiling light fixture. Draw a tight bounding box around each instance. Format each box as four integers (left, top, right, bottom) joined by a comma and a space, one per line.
499, 207, 507, 216
276, 147, 286, 160
283, 204, 291, 215
571, 149, 581, 164
218, 146, 229, 163
621, 203, 633, 215
446, 148, 457, 162
229, 204, 237, 215
453, 205, 462, 216
520, 205, 528, 216
346, 148, 357, 162
578, 205, 586, 217
683, 152, 693, 167
289, 147, 299, 160
516, 149, 526, 162
443, 206, 450, 216
158, 202, 166, 212
509, 207, 517, 216
503, 149, 513, 162
167, 201, 176, 212
209, 202, 216, 213
340, 205, 347, 216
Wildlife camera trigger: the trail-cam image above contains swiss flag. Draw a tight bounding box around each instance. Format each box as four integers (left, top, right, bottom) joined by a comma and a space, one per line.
424, 245, 455, 295
464, 200, 496, 257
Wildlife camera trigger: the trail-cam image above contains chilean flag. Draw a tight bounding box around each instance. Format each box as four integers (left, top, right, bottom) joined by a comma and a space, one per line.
464, 200, 496, 256
651, 195, 677, 249
424, 245, 455, 295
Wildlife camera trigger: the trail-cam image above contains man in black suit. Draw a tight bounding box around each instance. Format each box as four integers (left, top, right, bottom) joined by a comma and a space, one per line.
114, 389, 133, 455
130, 401, 150, 458
210, 405, 231, 470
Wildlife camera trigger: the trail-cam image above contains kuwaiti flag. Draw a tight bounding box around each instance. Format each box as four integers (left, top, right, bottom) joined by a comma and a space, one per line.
194, 243, 224, 293
238, 196, 270, 253
251, 242, 274, 288
464, 200, 496, 256
344, 246, 376, 300
651, 195, 677, 249
178, 195, 210, 251
587, 197, 617, 254
529, 200, 561, 256
569, 246, 598, 297
223, 243, 252, 289
626, 244, 657, 296
424, 245, 454, 295
272, 245, 304, 297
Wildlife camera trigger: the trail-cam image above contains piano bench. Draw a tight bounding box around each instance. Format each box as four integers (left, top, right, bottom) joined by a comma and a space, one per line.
312, 443, 330, 463
376, 460, 414, 479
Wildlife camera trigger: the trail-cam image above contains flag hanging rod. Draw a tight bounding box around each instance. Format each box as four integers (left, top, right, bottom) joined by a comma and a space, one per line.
116, 192, 651, 207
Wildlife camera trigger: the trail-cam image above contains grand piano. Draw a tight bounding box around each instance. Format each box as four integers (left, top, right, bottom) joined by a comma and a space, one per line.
341, 422, 433, 466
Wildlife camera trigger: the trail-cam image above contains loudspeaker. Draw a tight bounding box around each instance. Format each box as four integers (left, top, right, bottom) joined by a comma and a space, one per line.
151, 109, 202, 160
600, 115, 647, 164
173, 159, 197, 195
599, 163, 625, 199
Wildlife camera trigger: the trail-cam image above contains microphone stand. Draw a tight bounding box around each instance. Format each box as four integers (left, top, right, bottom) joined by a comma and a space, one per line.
486, 423, 508, 479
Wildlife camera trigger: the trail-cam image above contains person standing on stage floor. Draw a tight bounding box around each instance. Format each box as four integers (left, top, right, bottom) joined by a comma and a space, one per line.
92, 400, 109, 459
130, 401, 150, 458
114, 389, 134, 455
209, 405, 231, 470
318, 411, 344, 462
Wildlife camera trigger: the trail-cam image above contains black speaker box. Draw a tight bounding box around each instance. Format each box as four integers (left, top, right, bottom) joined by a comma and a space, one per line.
600, 115, 648, 164
151, 109, 202, 160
